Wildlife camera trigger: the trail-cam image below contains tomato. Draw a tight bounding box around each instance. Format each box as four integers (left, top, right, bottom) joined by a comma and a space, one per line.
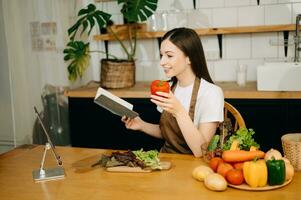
226, 169, 244, 185
217, 162, 234, 178
232, 162, 244, 170
150, 80, 170, 95
209, 157, 224, 172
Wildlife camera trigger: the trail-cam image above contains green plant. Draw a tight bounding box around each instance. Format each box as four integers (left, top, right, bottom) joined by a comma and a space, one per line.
63, 0, 158, 81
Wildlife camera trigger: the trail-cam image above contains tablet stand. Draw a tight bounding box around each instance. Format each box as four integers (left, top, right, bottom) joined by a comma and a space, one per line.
32, 106, 65, 181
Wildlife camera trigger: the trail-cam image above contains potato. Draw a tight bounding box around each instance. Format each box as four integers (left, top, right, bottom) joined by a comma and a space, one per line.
192, 165, 214, 181
285, 162, 295, 181
282, 157, 291, 164
204, 173, 227, 191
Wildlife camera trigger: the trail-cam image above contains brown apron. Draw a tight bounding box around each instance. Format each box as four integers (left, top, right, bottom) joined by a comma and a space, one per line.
159, 78, 201, 154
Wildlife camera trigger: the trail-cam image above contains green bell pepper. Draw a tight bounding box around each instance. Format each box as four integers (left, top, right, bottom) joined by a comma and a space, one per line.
266, 158, 286, 186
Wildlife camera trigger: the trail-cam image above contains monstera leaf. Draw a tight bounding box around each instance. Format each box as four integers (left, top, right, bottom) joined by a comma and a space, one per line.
68, 4, 111, 40
118, 0, 158, 22
63, 41, 90, 81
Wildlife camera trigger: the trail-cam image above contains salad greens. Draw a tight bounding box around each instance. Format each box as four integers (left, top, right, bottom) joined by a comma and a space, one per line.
222, 128, 260, 150
133, 149, 162, 170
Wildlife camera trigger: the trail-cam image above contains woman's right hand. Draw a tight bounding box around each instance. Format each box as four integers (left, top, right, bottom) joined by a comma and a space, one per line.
121, 116, 144, 131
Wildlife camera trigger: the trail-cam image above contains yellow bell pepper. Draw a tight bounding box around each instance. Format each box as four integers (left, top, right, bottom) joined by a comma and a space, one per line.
243, 159, 268, 187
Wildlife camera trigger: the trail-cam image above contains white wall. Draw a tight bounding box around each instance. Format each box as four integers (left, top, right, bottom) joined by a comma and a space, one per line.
92, 0, 301, 82
0, 0, 14, 153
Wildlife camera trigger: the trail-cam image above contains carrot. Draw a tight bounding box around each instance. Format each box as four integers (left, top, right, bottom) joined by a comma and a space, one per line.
222, 150, 265, 162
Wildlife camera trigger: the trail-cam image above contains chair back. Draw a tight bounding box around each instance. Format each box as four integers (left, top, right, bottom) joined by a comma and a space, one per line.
224, 101, 246, 132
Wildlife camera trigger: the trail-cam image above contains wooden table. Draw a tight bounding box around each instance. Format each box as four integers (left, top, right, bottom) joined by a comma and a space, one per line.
0, 145, 300, 200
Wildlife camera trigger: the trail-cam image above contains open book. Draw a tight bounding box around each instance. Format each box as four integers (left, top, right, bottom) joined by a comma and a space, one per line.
94, 87, 139, 119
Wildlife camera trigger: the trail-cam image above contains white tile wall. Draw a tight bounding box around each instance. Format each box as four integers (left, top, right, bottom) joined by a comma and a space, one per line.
136, 60, 162, 81
90, 40, 104, 81
101, 1, 122, 15
260, 0, 279, 5
252, 32, 279, 58
135, 61, 144, 81
212, 7, 238, 27
136, 39, 159, 61
238, 6, 265, 26
225, 0, 251, 7
167, 10, 188, 29
187, 9, 212, 28
214, 60, 238, 81
264, 57, 288, 62
201, 35, 219, 51
249, 0, 258, 6
224, 34, 251, 59
154, 0, 195, 11
292, 3, 301, 21
201, 36, 220, 61
206, 61, 216, 81
197, 0, 225, 9
108, 41, 127, 60
170, 0, 194, 10
279, 0, 301, 3
96, 0, 301, 82
110, 14, 123, 25
265, 4, 292, 24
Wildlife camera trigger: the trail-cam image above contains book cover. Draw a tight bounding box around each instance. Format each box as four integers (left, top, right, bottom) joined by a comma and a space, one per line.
94, 87, 139, 119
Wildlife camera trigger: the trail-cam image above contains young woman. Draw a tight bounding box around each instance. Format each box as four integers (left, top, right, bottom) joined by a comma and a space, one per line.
122, 27, 224, 157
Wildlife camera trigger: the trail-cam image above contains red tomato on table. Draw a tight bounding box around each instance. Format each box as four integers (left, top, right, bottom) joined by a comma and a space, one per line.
150, 80, 170, 95
226, 169, 244, 185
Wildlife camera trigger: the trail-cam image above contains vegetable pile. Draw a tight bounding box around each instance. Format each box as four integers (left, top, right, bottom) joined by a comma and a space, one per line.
93, 149, 162, 170
196, 127, 295, 190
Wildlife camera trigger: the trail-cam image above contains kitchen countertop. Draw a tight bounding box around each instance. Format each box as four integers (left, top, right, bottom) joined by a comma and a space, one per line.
0, 145, 300, 200
64, 81, 301, 99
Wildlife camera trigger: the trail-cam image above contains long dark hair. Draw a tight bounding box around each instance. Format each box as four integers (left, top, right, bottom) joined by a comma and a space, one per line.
161, 27, 214, 85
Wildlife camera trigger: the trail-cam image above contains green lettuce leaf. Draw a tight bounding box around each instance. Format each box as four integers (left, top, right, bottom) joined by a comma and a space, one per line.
133, 149, 162, 170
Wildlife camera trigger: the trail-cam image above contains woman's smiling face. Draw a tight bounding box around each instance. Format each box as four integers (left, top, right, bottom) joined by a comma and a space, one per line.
160, 39, 190, 79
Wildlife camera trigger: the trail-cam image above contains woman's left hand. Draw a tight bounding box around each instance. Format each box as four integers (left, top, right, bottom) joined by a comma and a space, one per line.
150, 91, 186, 117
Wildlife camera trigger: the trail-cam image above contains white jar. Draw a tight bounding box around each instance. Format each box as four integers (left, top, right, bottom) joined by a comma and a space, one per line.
236, 64, 247, 87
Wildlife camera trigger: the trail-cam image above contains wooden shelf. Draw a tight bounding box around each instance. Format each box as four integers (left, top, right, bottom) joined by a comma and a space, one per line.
93, 24, 296, 41
64, 81, 301, 99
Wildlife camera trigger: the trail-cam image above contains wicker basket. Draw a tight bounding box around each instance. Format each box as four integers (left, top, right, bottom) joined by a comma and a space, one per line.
100, 59, 135, 89
281, 133, 301, 171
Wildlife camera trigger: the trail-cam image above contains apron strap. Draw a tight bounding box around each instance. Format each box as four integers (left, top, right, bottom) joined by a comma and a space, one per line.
188, 78, 200, 121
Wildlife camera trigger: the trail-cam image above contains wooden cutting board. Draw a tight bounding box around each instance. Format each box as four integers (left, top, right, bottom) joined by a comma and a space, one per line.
106, 161, 171, 173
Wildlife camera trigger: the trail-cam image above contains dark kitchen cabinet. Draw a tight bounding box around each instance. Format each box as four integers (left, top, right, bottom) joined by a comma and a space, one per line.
68, 97, 164, 151
68, 97, 301, 153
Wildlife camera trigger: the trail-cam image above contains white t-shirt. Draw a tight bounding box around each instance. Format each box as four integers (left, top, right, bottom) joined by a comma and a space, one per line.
172, 78, 224, 126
